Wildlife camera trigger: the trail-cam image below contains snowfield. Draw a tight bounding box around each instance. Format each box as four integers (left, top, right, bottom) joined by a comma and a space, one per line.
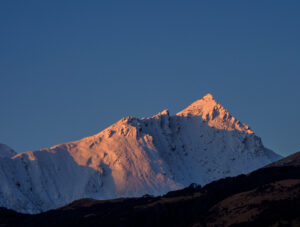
0, 94, 281, 213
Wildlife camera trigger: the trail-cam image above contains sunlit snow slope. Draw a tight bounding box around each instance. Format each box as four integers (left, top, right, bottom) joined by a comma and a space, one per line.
0, 94, 281, 213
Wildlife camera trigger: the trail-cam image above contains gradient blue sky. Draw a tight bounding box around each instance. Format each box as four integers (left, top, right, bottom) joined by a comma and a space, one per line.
0, 1, 299, 156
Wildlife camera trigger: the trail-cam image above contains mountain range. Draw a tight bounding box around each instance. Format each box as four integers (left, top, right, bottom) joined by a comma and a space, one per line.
0, 94, 281, 213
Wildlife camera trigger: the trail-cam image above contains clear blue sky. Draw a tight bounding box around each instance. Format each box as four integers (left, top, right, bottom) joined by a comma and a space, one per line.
0, 1, 299, 156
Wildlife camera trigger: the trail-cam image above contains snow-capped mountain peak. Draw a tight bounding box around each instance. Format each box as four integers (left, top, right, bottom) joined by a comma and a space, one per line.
177, 93, 226, 118
177, 94, 253, 133
0, 94, 281, 213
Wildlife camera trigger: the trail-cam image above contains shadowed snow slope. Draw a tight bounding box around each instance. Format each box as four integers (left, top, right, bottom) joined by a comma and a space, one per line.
0, 143, 17, 158
0, 94, 281, 213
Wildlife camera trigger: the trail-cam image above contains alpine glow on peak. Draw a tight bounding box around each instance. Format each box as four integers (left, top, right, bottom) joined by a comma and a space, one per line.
0, 94, 281, 213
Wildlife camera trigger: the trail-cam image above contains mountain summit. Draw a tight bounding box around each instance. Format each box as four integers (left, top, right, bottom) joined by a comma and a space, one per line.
177, 93, 219, 116
0, 94, 281, 213
177, 94, 253, 133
